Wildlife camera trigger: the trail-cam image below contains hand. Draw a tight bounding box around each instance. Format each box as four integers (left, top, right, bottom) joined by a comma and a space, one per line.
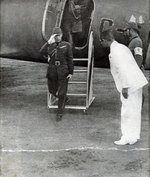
122, 88, 128, 99
67, 74, 72, 79
48, 56, 51, 63
140, 64, 145, 72
47, 34, 56, 44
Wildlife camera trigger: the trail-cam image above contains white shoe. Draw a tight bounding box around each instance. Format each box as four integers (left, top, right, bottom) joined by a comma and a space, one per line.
128, 140, 138, 145
114, 139, 128, 145
114, 139, 137, 145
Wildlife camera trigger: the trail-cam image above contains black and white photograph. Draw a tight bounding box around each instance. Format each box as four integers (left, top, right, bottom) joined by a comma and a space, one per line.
0, 0, 150, 176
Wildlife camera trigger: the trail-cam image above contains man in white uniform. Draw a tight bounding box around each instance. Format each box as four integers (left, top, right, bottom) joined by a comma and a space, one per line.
100, 30, 148, 145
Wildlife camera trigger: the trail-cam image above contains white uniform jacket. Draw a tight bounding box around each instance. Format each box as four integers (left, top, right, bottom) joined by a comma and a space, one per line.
109, 41, 148, 93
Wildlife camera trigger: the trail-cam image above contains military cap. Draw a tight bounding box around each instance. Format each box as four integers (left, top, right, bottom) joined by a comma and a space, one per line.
125, 22, 139, 31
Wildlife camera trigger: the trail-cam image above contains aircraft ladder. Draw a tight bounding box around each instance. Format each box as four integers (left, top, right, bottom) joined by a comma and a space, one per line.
47, 31, 95, 112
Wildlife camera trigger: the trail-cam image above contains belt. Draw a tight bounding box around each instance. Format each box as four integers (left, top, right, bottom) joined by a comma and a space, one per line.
49, 61, 66, 66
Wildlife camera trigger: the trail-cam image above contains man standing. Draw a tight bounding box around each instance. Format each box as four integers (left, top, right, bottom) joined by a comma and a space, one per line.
100, 30, 148, 145
40, 27, 74, 121
61, 0, 82, 46
125, 22, 144, 70
125, 22, 145, 105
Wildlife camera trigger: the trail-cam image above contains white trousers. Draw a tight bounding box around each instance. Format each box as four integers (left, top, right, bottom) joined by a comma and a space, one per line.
120, 88, 142, 141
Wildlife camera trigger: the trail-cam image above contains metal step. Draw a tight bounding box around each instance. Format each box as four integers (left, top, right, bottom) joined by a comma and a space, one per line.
73, 58, 88, 61
48, 105, 87, 110
69, 81, 87, 84
67, 93, 86, 97
74, 70, 87, 73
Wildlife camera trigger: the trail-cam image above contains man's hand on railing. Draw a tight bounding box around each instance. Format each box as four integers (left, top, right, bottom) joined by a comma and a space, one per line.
67, 74, 72, 79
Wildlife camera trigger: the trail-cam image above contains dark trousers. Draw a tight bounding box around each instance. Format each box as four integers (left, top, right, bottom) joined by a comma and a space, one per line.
48, 77, 68, 114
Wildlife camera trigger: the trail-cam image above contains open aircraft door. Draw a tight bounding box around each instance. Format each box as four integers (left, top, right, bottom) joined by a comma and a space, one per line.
42, 0, 66, 41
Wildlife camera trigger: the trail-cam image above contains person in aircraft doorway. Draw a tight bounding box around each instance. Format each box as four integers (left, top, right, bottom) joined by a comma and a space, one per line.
40, 27, 74, 121
62, 0, 82, 46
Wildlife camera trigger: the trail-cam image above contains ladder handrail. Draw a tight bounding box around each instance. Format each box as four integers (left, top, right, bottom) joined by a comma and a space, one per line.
42, 0, 51, 41
86, 31, 94, 108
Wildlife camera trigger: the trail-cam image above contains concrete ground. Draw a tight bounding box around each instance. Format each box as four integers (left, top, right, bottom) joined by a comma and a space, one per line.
0, 58, 150, 177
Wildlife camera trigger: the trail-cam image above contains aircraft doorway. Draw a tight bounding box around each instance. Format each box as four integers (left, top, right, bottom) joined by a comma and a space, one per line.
42, 0, 65, 41
61, 0, 94, 49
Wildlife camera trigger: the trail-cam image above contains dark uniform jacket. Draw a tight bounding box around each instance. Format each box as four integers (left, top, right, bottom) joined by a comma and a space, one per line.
40, 41, 74, 80
128, 36, 143, 57
128, 35, 143, 68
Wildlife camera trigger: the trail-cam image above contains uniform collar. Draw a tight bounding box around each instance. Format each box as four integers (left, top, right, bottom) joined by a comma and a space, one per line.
110, 40, 118, 49
129, 33, 139, 42
129, 35, 138, 43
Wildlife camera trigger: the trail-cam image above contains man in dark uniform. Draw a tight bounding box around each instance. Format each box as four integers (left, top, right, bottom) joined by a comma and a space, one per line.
124, 21, 145, 106
125, 22, 144, 70
40, 27, 74, 121
61, 0, 82, 46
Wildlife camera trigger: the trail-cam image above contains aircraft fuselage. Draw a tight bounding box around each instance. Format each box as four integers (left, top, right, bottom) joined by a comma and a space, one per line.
0, 0, 149, 68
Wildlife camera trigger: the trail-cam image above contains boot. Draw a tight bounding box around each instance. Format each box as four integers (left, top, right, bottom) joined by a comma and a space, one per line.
56, 113, 62, 122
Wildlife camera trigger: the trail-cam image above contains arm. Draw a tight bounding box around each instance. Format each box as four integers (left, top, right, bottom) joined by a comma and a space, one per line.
133, 38, 144, 69
39, 42, 49, 58
40, 35, 56, 62
134, 47, 144, 70
67, 43, 74, 78
111, 49, 131, 91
